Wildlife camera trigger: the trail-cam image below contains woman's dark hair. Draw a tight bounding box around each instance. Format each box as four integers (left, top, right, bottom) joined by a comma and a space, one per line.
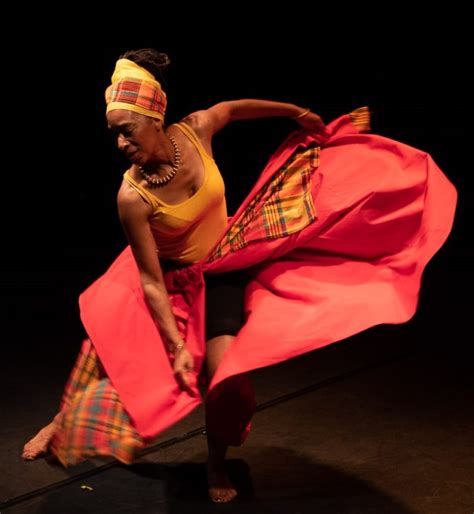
120, 48, 170, 80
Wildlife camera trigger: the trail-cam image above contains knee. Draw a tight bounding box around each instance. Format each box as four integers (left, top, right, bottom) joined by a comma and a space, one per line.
205, 334, 235, 378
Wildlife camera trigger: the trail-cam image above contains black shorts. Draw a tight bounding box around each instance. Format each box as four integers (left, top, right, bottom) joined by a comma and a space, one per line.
205, 269, 249, 340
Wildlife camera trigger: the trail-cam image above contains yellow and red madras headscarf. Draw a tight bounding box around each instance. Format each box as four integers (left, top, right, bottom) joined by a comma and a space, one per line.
105, 59, 167, 121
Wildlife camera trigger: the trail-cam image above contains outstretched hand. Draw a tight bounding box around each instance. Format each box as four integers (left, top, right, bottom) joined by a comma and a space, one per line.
295, 111, 330, 137
173, 347, 196, 396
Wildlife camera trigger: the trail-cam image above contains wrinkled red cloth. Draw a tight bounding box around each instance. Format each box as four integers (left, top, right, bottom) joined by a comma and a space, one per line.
79, 109, 457, 443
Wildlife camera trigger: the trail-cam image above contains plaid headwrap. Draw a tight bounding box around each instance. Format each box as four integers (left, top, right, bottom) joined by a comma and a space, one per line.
105, 59, 167, 120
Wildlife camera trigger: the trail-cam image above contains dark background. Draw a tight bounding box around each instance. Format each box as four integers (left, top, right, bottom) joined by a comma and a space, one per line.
1, 22, 471, 364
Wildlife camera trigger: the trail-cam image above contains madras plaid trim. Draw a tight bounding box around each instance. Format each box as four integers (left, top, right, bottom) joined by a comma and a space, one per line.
349, 106, 371, 132
105, 78, 167, 118
208, 145, 320, 261
58, 338, 104, 411
50, 339, 145, 467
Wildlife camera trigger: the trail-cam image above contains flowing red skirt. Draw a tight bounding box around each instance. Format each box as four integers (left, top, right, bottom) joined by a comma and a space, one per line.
51, 108, 457, 465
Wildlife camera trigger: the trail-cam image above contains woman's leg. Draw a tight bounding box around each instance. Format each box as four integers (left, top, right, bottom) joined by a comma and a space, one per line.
22, 411, 64, 460
204, 269, 252, 503
205, 335, 238, 503
22, 338, 104, 462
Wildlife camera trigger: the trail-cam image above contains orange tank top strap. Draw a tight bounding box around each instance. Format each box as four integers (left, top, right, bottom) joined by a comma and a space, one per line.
123, 171, 161, 212
173, 122, 214, 162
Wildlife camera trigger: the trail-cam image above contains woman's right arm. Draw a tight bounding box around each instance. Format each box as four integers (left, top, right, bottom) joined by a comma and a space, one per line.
117, 183, 195, 393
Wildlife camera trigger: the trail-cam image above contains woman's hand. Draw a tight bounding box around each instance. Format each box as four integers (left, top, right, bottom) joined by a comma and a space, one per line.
172, 346, 196, 396
295, 110, 329, 137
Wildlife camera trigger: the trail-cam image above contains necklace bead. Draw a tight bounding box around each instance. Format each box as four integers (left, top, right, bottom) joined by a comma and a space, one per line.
139, 134, 181, 188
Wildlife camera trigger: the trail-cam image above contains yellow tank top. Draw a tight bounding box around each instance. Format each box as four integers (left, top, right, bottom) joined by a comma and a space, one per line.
123, 122, 228, 264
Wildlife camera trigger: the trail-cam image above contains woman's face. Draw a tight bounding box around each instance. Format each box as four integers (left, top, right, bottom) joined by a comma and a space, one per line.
107, 110, 162, 166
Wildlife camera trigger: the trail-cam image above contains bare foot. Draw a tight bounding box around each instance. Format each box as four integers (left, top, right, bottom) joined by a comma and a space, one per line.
22, 413, 63, 461
207, 460, 238, 503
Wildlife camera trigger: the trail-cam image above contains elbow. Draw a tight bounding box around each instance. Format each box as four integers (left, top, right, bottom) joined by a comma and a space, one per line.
225, 101, 241, 122
214, 101, 238, 123
142, 279, 168, 300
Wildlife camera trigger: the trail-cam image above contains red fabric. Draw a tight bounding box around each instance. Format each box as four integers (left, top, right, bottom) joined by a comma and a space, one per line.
79, 110, 457, 442
80, 256, 205, 441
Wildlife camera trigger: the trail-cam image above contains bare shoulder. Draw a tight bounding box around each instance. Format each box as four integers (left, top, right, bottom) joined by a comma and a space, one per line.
117, 178, 152, 221
181, 110, 214, 139
117, 178, 138, 207
182, 102, 233, 138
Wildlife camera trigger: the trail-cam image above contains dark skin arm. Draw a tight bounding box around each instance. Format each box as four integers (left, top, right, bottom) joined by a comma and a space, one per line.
117, 185, 195, 395
184, 99, 327, 144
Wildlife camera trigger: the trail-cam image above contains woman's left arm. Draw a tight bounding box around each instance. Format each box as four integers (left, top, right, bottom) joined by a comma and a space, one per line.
186, 99, 327, 138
